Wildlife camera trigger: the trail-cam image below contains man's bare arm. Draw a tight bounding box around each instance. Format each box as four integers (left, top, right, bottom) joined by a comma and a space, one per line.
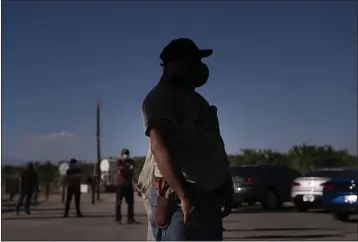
149, 127, 188, 199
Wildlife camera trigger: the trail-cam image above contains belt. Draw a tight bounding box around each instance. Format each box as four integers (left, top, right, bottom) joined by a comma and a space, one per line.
152, 177, 164, 189
152, 177, 182, 201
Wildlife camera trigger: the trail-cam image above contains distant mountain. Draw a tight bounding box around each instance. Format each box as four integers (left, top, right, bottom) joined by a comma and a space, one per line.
1, 156, 26, 165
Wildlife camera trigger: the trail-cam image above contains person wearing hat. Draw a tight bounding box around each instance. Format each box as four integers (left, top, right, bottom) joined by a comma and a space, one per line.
114, 148, 137, 224
140, 38, 233, 240
63, 158, 83, 217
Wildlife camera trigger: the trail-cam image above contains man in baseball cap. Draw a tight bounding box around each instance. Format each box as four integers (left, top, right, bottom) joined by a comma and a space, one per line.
160, 38, 213, 63
139, 38, 233, 240
158, 38, 212, 88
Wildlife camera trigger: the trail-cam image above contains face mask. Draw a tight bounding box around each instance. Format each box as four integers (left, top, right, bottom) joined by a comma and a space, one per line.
122, 154, 129, 159
193, 62, 209, 88
171, 62, 209, 89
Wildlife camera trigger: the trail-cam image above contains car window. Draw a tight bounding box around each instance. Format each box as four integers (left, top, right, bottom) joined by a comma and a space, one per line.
304, 170, 348, 178
337, 169, 358, 179
264, 165, 299, 179
281, 166, 301, 178
230, 167, 259, 177
264, 166, 281, 176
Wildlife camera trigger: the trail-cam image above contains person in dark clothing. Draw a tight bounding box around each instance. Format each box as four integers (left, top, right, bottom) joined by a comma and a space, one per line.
63, 158, 83, 217
16, 162, 39, 215
115, 148, 137, 224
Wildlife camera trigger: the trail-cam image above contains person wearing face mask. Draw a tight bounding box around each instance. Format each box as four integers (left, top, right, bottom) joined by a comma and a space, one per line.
114, 148, 137, 224
139, 38, 234, 241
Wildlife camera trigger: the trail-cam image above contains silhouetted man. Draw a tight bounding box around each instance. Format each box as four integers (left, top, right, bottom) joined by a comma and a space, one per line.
63, 158, 83, 217
115, 148, 136, 224
139, 38, 233, 240
16, 162, 38, 215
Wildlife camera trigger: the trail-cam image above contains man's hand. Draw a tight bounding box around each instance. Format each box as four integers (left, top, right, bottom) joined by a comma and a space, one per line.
180, 196, 193, 225
220, 173, 234, 218
221, 195, 233, 218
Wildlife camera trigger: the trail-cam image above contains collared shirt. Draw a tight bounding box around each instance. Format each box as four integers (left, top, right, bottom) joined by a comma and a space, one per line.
140, 83, 228, 192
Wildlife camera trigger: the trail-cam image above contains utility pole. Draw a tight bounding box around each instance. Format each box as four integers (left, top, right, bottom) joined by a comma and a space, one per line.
91, 162, 95, 204
96, 100, 101, 201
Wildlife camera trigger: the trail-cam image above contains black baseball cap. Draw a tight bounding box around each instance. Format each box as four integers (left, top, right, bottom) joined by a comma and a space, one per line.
69, 158, 77, 164
160, 38, 213, 63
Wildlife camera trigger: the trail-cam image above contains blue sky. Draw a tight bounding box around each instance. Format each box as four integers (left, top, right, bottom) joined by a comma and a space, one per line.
2, 1, 357, 162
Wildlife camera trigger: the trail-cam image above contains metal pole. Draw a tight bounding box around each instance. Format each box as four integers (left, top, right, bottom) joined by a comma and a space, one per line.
96, 100, 101, 201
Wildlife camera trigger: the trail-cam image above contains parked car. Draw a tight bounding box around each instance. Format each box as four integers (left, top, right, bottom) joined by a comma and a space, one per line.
291, 168, 353, 212
230, 164, 301, 210
322, 169, 358, 222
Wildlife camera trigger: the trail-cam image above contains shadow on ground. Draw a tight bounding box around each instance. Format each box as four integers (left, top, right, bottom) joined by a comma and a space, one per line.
224, 227, 339, 232
224, 233, 345, 240
232, 206, 327, 214
2, 213, 148, 221
2, 201, 46, 213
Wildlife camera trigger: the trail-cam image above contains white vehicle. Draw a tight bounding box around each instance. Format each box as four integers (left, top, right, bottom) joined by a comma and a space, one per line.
291, 168, 351, 212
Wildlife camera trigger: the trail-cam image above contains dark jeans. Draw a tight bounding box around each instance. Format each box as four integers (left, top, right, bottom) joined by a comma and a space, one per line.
115, 184, 134, 221
64, 187, 81, 215
16, 191, 33, 213
150, 186, 223, 241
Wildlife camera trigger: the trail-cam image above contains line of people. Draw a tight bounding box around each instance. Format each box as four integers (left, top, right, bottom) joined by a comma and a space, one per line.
14, 160, 85, 217
15, 38, 234, 241
14, 153, 139, 222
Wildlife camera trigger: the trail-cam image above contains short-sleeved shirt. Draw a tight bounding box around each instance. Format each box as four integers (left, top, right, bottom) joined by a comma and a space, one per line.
20, 169, 38, 192
115, 158, 134, 185
142, 83, 228, 192
66, 168, 82, 189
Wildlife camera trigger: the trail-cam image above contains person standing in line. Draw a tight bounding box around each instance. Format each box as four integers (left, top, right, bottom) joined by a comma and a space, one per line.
16, 162, 39, 215
115, 148, 137, 224
139, 38, 234, 241
63, 158, 83, 218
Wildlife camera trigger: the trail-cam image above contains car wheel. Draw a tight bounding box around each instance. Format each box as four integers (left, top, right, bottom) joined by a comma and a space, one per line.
332, 213, 350, 222
295, 203, 309, 212
261, 189, 279, 210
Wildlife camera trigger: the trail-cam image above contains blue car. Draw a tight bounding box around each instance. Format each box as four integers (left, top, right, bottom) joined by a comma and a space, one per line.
322, 169, 358, 222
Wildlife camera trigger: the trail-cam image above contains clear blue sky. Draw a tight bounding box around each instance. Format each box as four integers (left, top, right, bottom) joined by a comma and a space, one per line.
2, 1, 357, 163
